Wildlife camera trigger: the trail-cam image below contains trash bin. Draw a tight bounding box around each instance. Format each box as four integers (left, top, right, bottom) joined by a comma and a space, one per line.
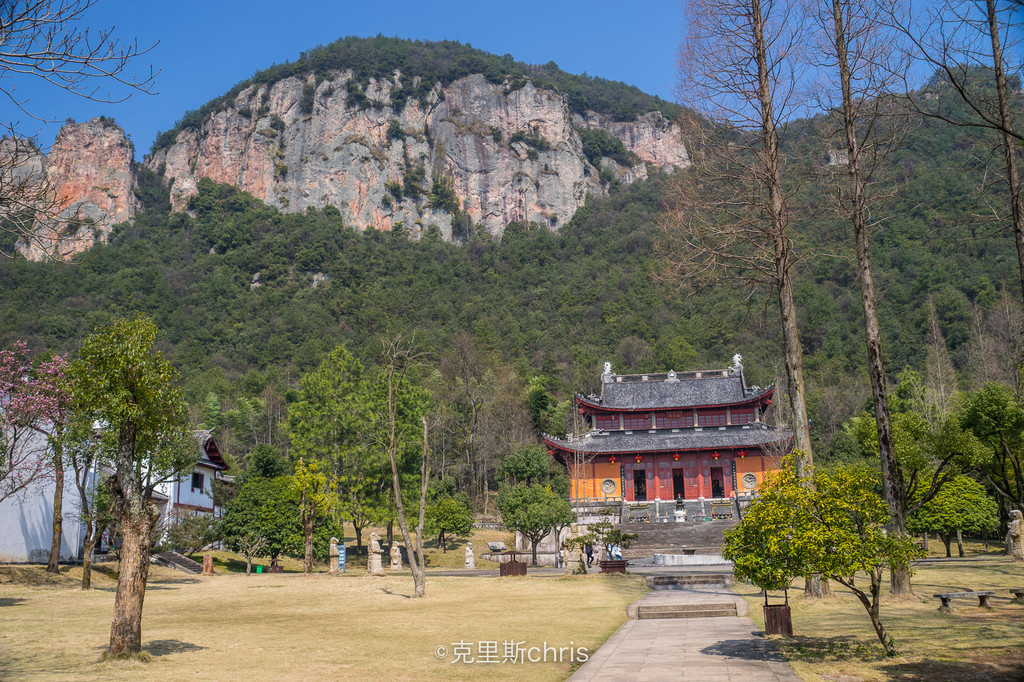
256, 565, 263, 574
763, 604, 793, 636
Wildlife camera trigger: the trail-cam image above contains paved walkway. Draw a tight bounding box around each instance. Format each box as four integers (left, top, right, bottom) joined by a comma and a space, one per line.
571, 585, 801, 682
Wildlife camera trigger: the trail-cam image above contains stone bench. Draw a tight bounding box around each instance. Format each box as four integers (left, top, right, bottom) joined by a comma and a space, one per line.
1010, 588, 1024, 605
933, 591, 996, 612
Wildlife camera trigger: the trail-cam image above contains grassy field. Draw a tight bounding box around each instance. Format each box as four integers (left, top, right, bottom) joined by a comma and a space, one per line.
735, 557, 1024, 681
0, 561, 645, 680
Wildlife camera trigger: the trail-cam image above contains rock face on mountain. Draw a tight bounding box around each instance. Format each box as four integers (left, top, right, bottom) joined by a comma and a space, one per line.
146, 72, 689, 239
16, 119, 137, 261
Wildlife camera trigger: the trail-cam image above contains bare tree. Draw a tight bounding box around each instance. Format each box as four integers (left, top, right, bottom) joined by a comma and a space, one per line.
0, 0, 156, 255
811, 0, 918, 595
924, 298, 960, 420
378, 335, 430, 598
896, 0, 1024, 300
66, 425, 110, 589
663, 0, 814, 466
968, 286, 1024, 396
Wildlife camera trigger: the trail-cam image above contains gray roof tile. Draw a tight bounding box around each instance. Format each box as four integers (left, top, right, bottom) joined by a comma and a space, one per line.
545, 424, 791, 454
585, 373, 769, 410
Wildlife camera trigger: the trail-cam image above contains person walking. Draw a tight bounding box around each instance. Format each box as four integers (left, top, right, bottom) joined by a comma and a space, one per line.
584, 542, 594, 568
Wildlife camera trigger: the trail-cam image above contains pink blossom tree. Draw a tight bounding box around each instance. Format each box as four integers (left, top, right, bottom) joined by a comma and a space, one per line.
0, 342, 74, 572
1, 342, 54, 504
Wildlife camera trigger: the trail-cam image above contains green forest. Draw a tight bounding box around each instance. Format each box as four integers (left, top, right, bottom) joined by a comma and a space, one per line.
2, 40, 1023, 518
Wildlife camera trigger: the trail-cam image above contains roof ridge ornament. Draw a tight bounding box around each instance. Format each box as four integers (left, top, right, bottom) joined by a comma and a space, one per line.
731, 353, 743, 373
602, 361, 613, 380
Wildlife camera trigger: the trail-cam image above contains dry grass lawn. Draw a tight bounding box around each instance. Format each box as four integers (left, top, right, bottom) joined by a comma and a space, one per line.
0, 562, 645, 681
734, 557, 1024, 681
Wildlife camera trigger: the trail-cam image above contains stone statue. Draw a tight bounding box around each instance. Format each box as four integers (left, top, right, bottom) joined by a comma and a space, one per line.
1008, 510, 1024, 562
390, 543, 402, 570
329, 537, 340, 574
563, 526, 586, 575
367, 532, 385, 576
465, 542, 475, 569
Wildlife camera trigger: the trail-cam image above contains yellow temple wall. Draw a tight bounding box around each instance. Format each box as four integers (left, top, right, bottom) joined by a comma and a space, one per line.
569, 460, 622, 500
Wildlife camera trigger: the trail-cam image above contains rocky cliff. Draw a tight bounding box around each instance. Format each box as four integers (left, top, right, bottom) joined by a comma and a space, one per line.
145, 72, 689, 240
15, 118, 137, 261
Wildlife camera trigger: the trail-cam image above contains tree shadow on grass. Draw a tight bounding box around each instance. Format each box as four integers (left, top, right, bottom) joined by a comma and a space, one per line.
148, 576, 201, 587
144, 640, 208, 657
380, 587, 411, 599
879, 660, 1024, 681
0, 597, 26, 606
700, 638, 793, 663
768, 635, 887, 663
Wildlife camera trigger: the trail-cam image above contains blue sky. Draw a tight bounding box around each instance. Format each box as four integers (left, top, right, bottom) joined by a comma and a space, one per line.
8, 0, 683, 160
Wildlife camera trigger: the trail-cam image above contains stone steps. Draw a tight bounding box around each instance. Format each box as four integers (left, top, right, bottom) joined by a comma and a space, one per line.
647, 574, 731, 588
619, 518, 739, 560
637, 602, 738, 619
152, 550, 203, 574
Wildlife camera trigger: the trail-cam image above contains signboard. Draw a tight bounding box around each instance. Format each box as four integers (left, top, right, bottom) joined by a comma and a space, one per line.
731, 461, 738, 495
619, 464, 625, 500
339, 543, 347, 573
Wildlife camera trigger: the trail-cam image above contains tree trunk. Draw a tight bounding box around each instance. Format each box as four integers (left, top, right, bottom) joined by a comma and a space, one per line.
751, 0, 812, 468
828, 0, 909, 596
81, 529, 96, 590
866, 572, 898, 657
46, 455, 64, 573
531, 538, 539, 566
922, 532, 929, 554
354, 524, 363, 554
107, 424, 153, 658
384, 387, 428, 597
107, 515, 152, 657
246, 557, 252, 575
941, 533, 952, 558
412, 417, 430, 598
303, 528, 314, 573
386, 520, 393, 548
956, 529, 965, 557
985, 0, 1024, 302
841, 568, 898, 656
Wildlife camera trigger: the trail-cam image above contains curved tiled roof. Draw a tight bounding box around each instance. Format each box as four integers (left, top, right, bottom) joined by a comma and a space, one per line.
578, 373, 773, 411
545, 423, 791, 455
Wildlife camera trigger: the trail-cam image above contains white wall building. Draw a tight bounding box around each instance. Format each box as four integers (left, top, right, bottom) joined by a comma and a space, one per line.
155, 430, 230, 522
1, 430, 227, 563
0, 429, 97, 563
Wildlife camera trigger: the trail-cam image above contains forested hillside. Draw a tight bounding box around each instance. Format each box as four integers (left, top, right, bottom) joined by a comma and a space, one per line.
0, 47, 1020, 487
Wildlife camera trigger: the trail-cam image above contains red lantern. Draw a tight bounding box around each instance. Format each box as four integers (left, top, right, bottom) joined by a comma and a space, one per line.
634, 454, 643, 463
579, 408, 585, 414
738, 450, 747, 459
609, 455, 617, 464
672, 453, 680, 462
712, 451, 720, 461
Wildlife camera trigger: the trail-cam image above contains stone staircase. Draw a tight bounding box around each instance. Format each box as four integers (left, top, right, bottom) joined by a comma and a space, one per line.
637, 602, 738, 619
152, 550, 203, 574
625, 572, 747, 621
621, 518, 738, 560
646, 574, 732, 589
